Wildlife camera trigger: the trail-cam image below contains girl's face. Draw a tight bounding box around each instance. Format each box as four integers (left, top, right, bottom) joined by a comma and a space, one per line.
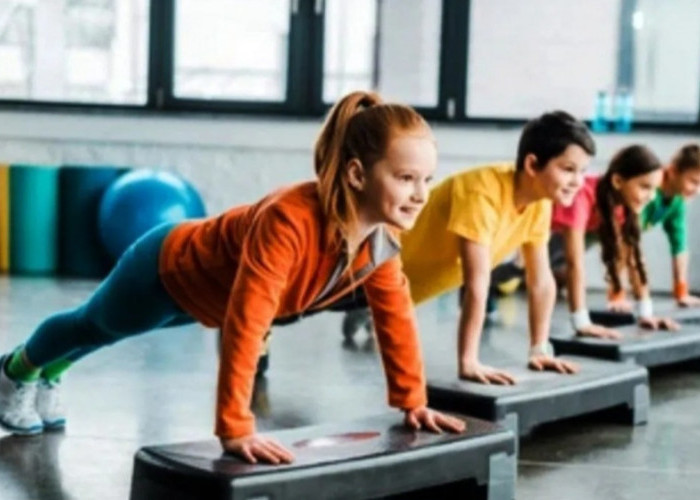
354, 133, 437, 230
530, 144, 591, 206
672, 166, 700, 199
614, 169, 663, 213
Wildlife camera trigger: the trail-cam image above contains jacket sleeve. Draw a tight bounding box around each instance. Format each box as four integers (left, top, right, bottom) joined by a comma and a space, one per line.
215, 206, 300, 439
363, 255, 427, 410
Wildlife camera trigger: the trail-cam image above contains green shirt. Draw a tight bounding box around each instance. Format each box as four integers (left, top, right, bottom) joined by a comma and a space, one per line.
640, 188, 687, 255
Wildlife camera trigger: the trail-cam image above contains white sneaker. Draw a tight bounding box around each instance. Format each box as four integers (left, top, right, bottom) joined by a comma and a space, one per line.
0, 355, 43, 435
36, 379, 66, 430
342, 308, 373, 340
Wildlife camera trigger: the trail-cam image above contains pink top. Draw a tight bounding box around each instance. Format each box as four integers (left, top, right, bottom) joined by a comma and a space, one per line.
551, 175, 625, 235
551, 176, 602, 233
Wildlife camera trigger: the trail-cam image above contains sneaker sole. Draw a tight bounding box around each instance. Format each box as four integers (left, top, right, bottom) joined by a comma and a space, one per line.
42, 419, 66, 431
0, 418, 43, 436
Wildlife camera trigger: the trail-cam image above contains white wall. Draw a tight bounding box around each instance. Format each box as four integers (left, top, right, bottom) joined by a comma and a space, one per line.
634, 0, 700, 117
0, 109, 698, 292
467, 0, 620, 119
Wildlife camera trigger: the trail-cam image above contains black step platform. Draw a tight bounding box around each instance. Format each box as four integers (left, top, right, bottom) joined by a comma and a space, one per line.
551, 309, 700, 367
130, 412, 516, 500
427, 356, 648, 438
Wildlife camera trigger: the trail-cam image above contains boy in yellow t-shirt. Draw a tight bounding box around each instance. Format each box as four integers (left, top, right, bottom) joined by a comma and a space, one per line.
401, 163, 551, 305
340, 111, 596, 385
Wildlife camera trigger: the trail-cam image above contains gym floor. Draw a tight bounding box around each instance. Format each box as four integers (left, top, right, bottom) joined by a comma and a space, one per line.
1, 276, 699, 500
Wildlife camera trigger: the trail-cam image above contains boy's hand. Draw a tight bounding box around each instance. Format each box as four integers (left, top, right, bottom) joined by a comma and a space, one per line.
460, 361, 517, 385
221, 434, 294, 465
528, 355, 579, 374
404, 407, 466, 434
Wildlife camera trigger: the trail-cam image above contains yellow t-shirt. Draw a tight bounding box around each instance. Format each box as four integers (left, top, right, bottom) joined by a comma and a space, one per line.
401, 163, 552, 304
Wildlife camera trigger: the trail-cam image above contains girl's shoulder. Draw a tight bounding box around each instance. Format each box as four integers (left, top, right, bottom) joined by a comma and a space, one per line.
247, 182, 324, 241
255, 181, 320, 218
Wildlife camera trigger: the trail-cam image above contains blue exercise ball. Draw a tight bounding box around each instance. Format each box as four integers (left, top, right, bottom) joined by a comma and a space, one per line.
98, 170, 206, 260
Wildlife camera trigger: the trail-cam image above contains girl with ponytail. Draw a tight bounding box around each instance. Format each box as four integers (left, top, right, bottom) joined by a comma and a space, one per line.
551, 144, 680, 339
0, 91, 464, 463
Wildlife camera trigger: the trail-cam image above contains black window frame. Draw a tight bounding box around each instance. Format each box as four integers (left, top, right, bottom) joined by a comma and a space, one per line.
0, 0, 697, 132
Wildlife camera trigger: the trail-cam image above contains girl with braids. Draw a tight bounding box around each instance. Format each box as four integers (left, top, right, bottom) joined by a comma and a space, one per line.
0, 91, 464, 462
551, 144, 680, 339
607, 144, 700, 311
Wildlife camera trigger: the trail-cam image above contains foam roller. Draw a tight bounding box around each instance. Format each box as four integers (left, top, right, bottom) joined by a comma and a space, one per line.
58, 165, 129, 278
9, 164, 59, 274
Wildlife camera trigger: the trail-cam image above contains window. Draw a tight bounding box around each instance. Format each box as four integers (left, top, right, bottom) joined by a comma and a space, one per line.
466, 0, 700, 124
323, 0, 441, 107
0, 0, 697, 128
0, 0, 149, 105
632, 0, 700, 123
173, 0, 291, 102
466, 0, 620, 120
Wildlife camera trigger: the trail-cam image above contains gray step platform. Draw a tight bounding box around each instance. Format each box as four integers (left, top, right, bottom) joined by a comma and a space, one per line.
130, 412, 516, 500
551, 309, 700, 367
427, 356, 648, 438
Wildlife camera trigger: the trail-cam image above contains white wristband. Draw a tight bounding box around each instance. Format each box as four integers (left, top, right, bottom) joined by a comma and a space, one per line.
570, 309, 592, 331
529, 341, 554, 358
636, 298, 653, 319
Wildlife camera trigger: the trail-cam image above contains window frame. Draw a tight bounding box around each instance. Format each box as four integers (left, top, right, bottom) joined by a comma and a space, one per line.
0, 0, 696, 131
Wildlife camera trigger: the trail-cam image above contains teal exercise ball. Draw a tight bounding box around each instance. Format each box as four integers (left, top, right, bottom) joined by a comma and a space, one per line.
98, 170, 206, 260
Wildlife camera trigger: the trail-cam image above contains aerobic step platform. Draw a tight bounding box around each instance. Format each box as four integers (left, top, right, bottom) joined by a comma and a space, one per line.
130, 412, 515, 500
428, 355, 648, 437
551, 308, 700, 367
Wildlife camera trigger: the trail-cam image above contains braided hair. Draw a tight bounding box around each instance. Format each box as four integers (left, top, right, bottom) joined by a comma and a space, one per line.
596, 145, 661, 293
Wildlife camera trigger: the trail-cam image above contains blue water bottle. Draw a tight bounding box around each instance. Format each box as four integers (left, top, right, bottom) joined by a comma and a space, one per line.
614, 88, 634, 133
591, 90, 609, 133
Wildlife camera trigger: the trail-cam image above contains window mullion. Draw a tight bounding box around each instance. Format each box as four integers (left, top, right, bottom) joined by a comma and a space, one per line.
148, 0, 174, 110
438, 0, 469, 121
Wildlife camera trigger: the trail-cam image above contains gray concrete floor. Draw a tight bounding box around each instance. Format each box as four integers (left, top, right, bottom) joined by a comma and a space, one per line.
1, 276, 699, 499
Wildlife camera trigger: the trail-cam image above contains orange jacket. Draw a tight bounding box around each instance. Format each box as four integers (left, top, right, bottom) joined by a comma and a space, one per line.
159, 182, 427, 438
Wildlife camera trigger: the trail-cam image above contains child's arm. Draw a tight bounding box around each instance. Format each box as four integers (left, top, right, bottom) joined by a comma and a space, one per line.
362, 256, 427, 410
659, 199, 700, 305
562, 228, 621, 339
217, 206, 300, 463
521, 241, 578, 374
626, 244, 680, 331
458, 237, 516, 385
607, 265, 632, 312
672, 252, 700, 306
363, 255, 465, 434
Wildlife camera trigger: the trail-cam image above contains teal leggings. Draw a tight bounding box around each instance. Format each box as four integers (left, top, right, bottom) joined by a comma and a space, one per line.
23, 223, 194, 367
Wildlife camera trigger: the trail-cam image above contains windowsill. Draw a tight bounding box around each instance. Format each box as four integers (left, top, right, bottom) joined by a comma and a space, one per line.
1, 106, 698, 161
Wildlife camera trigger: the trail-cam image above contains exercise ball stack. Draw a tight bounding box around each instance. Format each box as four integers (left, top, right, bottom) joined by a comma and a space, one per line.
98, 169, 206, 260
9, 164, 60, 275
58, 165, 130, 278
